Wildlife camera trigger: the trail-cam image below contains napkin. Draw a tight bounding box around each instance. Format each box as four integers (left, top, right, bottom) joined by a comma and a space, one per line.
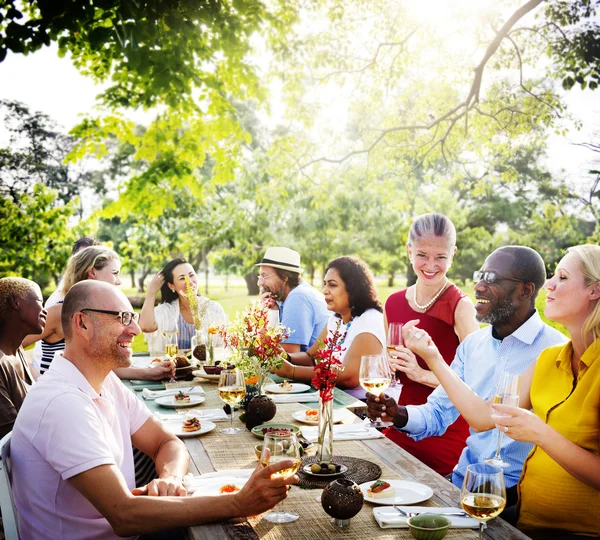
373, 507, 479, 529
269, 393, 318, 404
301, 424, 384, 441
182, 409, 228, 422
184, 469, 254, 494
142, 387, 205, 400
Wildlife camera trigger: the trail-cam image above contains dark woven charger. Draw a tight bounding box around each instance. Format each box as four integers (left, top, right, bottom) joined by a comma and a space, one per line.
298, 455, 381, 489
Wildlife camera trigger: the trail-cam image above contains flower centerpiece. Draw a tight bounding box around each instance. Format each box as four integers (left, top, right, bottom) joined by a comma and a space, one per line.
311, 321, 345, 463
217, 300, 290, 393
184, 277, 211, 363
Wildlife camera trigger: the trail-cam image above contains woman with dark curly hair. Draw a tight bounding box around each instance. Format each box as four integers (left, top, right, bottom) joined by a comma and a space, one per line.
273, 256, 385, 398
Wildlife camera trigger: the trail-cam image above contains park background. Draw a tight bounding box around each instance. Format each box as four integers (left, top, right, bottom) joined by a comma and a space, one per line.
1, 0, 598, 349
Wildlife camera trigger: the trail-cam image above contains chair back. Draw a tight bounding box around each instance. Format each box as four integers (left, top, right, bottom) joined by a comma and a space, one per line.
0, 432, 20, 539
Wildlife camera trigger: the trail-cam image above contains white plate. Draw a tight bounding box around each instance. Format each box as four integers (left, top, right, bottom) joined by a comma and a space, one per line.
132, 355, 156, 368
291, 409, 349, 425
265, 383, 312, 394
359, 480, 434, 505
163, 419, 216, 438
302, 463, 349, 478
155, 395, 206, 408
191, 477, 250, 497
191, 369, 220, 382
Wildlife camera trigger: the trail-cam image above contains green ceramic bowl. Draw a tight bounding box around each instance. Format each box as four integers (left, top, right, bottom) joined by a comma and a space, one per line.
407, 514, 451, 540
250, 423, 300, 440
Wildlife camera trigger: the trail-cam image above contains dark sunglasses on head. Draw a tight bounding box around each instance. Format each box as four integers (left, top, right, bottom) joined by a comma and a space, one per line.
473, 271, 525, 285
80, 309, 139, 326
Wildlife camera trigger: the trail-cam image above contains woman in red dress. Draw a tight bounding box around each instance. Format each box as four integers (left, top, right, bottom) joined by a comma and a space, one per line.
384, 213, 479, 476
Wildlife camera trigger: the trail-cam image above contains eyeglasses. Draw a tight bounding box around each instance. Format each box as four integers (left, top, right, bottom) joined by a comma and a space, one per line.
80, 309, 139, 326
257, 273, 276, 282
473, 271, 526, 285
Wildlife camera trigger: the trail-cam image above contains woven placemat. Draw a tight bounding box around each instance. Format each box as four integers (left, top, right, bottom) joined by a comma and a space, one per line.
298, 455, 381, 489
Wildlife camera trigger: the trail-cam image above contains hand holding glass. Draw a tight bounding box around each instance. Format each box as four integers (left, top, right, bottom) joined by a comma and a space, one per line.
260, 432, 301, 523
359, 354, 393, 427
485, 372, 520, 467
461, 463, 506, 540
218, 369, 246, 435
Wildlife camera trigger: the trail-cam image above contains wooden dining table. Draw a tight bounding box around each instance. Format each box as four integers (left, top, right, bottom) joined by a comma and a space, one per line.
127, 378, 529, 540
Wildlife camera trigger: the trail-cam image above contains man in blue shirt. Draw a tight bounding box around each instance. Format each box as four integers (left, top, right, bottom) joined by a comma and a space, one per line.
367, 246, 566, 503
257, 247, 329, 353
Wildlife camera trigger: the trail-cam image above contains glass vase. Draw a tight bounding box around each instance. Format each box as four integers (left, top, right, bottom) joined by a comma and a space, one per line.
317, 396, 334, 463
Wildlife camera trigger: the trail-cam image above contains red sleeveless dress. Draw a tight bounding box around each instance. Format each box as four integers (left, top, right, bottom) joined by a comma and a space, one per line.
384, 285, 470, 476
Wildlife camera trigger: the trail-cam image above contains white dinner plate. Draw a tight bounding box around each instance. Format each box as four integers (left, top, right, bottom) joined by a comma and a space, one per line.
191, 369, 221, 382
264, 383, 312, 394
291, 409, 349, 425
132, 355, 156, 368
191, 477, 249, 497
359, 480, 434, 505
162, 419, 216, 438
155, 395, 206, 408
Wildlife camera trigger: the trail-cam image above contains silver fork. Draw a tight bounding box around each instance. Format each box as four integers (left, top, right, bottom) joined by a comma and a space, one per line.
394, 506, 467, 518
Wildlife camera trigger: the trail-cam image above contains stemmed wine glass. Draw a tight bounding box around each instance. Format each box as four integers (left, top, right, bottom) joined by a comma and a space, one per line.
461, 463, 507, 540
387, 322, 404, 391
162, 322, 179, 360
359, 354, 393, 427
218, 369, 247, 435
485, 372, 520, 467
260, 432, 302, 523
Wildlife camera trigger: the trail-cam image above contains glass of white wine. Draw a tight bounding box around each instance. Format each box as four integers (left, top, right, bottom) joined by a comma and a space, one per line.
359, 354, 393, 428
218, 369, 247, 435
260, 432, 302, 523
461, 463, 506, 540
485, 372, 521, 467
162, 323, 179, 360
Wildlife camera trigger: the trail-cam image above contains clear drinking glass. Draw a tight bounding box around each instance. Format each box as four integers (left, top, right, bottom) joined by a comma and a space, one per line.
218, 369, 246, 435
485, 372, 521, 467
387, 322, 403, 389
461, 463, 507, 540
260, 432, 302, 523
162, 322, 179, 360
359, 354, 393, 428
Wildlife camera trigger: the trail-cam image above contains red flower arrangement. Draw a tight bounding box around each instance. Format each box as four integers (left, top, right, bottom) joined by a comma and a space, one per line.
311, 320, 346, 402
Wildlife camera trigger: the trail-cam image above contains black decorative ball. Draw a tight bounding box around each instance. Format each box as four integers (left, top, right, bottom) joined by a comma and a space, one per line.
245, 395, 277, 429
321, 478, 364, 520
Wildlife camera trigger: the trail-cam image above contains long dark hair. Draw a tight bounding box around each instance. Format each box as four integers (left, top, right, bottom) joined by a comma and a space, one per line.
160, 258, 190, 304
325, 256, 382, 318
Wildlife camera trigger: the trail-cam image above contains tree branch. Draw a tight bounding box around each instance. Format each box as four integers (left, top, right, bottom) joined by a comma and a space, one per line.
298, 0, 545, 171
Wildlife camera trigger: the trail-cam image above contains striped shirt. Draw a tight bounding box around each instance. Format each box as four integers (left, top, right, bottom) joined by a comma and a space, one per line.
177, 312, 195, 350
40, 338, 65, 375
402, 311, 567, 488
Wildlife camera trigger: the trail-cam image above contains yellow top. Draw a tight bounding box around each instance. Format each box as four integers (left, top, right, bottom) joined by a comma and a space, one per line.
517, 340, 600, 537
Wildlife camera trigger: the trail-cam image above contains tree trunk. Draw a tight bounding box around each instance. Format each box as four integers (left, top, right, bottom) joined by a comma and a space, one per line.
225, 273, 229, 292
202, 246, 209, 295
130, 269, 136, 289
388, 271, 394, 288
244, 272, 259, 296
406, 264, 417, 287
309, 264, 315, 285
138, 268, 152, 292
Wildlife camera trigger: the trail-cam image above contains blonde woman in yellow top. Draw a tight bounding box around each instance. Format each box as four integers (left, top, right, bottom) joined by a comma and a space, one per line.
401, 244, 600, 539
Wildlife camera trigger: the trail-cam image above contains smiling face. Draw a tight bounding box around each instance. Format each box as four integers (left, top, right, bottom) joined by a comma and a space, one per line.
474, 251, 523, 325
322, 268, 351, 317
90, 258, 122, 287
85, 288, 140, 368
20, 285, 47, 335
544, 251, 596, 328
169, 263, 198, 297
407, 235, 455, 287
257, 265, 287, 302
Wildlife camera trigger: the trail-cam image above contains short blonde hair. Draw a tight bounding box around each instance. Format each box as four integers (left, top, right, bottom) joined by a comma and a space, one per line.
0, 278, 40, 323
61, 246, 120, 295
566, 244, 600, 347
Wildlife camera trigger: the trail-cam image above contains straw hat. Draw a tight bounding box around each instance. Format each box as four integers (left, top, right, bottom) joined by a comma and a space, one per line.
256, 247, 303, 274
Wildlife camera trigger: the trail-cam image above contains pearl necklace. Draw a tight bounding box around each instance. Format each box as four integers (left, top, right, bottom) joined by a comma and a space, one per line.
412, 278, 448, 311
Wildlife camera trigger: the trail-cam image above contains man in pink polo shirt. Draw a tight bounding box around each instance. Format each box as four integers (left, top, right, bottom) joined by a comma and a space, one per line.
11, 281, 298, 539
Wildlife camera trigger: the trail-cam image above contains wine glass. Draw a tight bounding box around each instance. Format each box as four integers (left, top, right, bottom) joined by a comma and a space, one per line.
461, 463, 506, 540
162, 322, 179, 360
218, 369, 247, 435
484, 372, 520, 467
387, 322, 404, 391
359, 354, 393, 428
260, 432, 302, 523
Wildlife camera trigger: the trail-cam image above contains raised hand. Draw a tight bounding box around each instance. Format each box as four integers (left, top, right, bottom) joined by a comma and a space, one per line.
146, 272, 165, 297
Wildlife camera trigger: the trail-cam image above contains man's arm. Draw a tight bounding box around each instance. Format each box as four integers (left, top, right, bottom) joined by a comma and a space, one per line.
69, 460, 298, 536
114, 362, 175, 382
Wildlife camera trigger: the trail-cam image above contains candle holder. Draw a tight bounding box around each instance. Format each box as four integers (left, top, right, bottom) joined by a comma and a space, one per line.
321, 478, 364, 529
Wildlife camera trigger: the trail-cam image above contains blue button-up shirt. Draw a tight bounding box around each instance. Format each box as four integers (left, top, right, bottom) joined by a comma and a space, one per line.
403, 311, 567, 488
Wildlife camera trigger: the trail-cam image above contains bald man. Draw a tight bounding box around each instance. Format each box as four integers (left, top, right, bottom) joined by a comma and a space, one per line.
0, 277, 46, 438
11, 281, 298, 539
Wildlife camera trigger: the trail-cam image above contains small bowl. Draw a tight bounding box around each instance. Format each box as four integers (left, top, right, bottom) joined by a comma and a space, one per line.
407, 514, 451, 540
254, 443, 283, 460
